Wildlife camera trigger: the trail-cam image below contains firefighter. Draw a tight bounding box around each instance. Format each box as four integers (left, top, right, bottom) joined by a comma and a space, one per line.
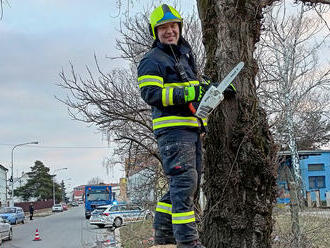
137, 4, 207, 248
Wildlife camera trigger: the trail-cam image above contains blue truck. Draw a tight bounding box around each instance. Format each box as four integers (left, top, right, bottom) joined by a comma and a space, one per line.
84, 185, 114, 219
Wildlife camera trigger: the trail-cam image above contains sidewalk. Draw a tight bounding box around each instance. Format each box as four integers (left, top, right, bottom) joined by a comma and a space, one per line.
24, 208, 53, 220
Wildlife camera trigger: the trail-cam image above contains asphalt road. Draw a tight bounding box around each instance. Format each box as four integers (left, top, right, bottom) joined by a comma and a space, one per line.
1, 206, 118, 248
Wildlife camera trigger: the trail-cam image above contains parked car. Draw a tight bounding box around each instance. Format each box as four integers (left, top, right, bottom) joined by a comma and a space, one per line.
0, 207, 25, 225
71, 201, 79, 207
62, 203, 68, 211
89, 204, 152, 228
0, 217, 12, 244
52, 204, 63, 212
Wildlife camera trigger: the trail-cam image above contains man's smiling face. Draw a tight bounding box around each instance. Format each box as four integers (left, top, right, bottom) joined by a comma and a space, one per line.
156, 22, 180, 45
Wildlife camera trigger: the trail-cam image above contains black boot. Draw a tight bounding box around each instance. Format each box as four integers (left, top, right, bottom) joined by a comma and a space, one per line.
177, 240, 205, 248
154, 228, 176, 245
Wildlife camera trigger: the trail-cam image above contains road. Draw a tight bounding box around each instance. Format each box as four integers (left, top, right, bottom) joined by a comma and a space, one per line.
1, 206, 119, 248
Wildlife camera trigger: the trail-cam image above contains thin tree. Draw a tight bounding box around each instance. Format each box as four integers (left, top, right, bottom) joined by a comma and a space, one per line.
0, 0, 4, 20
196, 0, 330, 247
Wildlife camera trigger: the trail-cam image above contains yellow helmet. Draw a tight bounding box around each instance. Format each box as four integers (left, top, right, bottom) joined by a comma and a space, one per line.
149, 4, 183, 40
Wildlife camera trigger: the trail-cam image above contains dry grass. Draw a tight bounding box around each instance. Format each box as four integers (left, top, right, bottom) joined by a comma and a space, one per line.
150, 246, 176, 248
120, 219, 155, 248
120, 207, 330, 247
272, 206, 330, 248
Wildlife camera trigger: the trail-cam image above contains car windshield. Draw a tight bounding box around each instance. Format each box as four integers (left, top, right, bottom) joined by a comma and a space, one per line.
54, 204, 62, 207
0, 207, 16, 214
86, 190, 109, 201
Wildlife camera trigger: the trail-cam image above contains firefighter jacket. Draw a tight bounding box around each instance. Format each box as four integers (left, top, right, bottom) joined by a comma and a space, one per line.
138, 38, 207, 137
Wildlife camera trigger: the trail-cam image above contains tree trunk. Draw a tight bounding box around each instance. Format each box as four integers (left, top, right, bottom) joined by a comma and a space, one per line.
197, 1, 277, 247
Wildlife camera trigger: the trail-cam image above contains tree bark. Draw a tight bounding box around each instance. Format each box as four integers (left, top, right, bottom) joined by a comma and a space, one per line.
196, 1, 277, 247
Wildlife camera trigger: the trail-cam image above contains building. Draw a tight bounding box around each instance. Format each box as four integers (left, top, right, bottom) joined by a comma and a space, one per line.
125, 155, 163, 204
278, 150, 330, 203
111, 184, 120, 202
72, 185, 85, 202
0, 164, 8, 206
118, 178, 127, 202
127, 168, 156, 204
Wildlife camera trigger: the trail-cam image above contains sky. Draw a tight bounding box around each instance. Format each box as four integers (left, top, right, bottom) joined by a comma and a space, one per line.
1, 0, 329, 196
0, 0, 195, 194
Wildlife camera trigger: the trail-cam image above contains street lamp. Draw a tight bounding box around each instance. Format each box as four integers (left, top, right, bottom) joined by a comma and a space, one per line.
52, 168, 67, 205
11, 141, 38, 207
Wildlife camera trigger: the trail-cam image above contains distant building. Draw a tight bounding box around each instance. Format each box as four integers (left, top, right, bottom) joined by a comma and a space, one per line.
0, 164, 8, 206
278, 150, 330, 203
128, 168, 156, 204
125, 155, 161, 204
119, 178, 127, 202
72, 185, 85, 202
110, 184, 120, 202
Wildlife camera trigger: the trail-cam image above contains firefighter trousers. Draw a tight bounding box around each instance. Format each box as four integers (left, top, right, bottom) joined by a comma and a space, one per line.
154, 129, 202, 243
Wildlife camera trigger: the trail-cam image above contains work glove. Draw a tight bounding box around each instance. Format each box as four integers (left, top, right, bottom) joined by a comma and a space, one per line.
187, 79, 210, 114
202, 75, 237, 98
223, 83, 237, 98
184, 85, 207, 103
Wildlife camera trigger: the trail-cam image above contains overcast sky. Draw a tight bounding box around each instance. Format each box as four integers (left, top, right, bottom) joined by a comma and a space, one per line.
0, 0, 195, 193
1, 0, 328, 195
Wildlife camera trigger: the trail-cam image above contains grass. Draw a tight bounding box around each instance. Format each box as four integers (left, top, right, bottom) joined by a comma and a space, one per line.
120, 207, 330, 248
272, 207, 330, 248
120, 219, 154, 248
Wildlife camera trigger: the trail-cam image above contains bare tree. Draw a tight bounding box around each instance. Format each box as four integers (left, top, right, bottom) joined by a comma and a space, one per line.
196, 0, 330, 247
294, 111, 330, 149
0, 0, 7, 20
257, 3, 330, 149
256, 3, 330, 246
87, 177, 105, 185
57, 9, 205, 204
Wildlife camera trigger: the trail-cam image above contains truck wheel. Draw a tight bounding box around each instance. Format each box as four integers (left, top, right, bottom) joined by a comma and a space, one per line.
85, 215, 91, 219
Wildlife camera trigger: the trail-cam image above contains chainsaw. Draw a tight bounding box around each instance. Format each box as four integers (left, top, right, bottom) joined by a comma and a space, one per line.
189, 62, 244, 119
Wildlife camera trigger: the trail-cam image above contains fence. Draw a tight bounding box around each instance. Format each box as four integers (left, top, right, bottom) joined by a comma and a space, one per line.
14, 200, 53, 212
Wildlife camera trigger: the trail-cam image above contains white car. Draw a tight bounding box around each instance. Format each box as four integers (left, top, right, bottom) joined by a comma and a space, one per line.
52, 204, 63, 212
89, 204, 152, 228
0, 217, 12, 244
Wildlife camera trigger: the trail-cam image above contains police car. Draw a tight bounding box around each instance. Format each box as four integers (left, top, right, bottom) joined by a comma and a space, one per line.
89, 204, 153, 228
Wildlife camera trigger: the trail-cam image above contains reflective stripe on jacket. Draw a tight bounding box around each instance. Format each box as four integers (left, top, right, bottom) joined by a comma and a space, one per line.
137, 38, 207, 136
